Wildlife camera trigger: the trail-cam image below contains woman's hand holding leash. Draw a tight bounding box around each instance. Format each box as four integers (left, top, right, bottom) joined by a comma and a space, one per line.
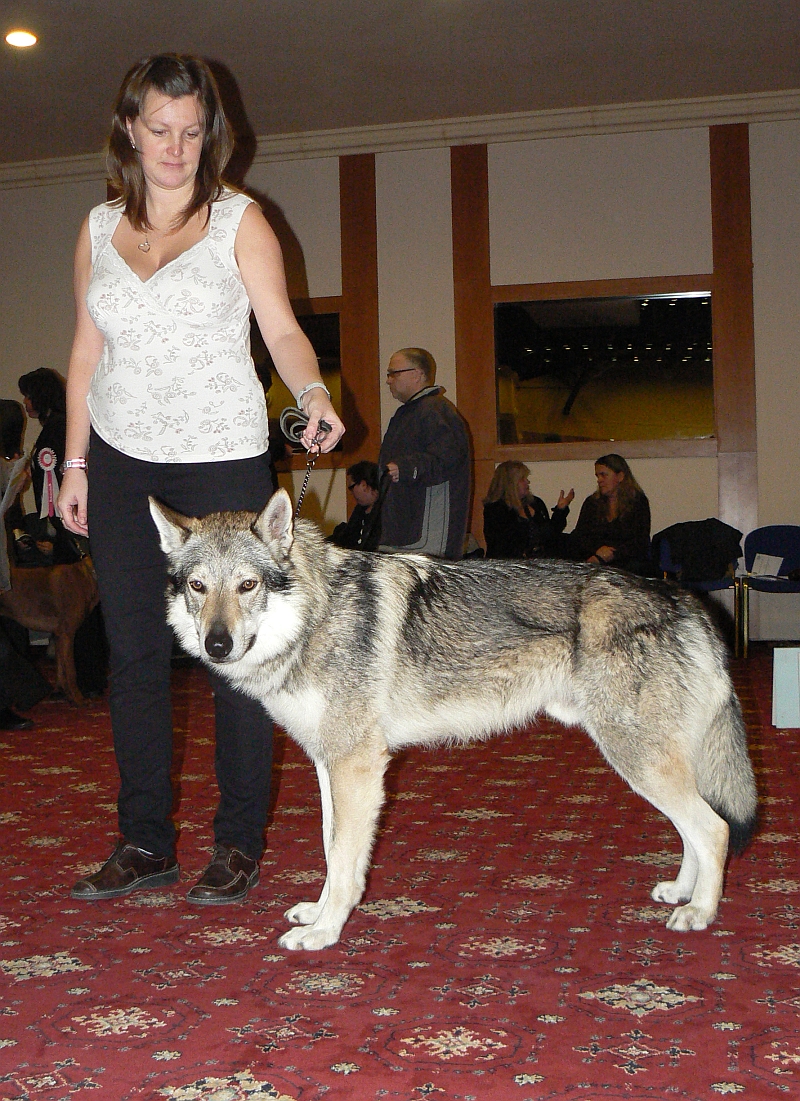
298, 390, 344, 454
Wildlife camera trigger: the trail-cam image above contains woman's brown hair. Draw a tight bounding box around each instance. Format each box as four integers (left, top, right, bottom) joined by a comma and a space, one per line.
106, 54, 234, 232
593, 453, 644, 517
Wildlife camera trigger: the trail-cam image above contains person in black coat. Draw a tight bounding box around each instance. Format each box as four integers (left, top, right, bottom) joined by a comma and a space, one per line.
18, 367, 108, 695
330, 461, 383, 551
569, 453, 651, 573
483, 461, 573, 558
18, 368, 74, 564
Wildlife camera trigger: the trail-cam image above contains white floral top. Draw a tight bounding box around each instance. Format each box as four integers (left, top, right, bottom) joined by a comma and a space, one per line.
85, 190, 269, 463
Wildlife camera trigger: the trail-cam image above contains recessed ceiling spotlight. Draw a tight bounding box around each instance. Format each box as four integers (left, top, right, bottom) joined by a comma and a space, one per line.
5, 30, 38, 48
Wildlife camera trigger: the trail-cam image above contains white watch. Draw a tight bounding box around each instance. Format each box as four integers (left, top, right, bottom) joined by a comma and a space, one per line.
295, 381, 331, 410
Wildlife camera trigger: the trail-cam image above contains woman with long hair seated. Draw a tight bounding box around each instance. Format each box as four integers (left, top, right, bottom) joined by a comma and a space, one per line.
483, 461, 573, 558
570, 453, 651, 572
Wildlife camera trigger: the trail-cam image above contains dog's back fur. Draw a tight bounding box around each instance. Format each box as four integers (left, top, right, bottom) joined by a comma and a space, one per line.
151, 490, 758, 950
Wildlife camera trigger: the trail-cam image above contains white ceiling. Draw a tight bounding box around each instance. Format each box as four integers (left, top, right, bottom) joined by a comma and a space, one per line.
2, 0, 800, 166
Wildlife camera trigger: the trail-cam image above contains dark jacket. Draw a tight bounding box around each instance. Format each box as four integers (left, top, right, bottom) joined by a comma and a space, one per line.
378, 387, 471, 559
484, 497, 569, 558
329, 503, 382, 551
570, 491, 651, 571
652, 519, 742, 581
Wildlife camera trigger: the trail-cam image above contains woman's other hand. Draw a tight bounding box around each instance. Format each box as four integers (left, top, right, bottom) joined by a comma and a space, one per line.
556, 488, 575, 509
58, 469, 89, 536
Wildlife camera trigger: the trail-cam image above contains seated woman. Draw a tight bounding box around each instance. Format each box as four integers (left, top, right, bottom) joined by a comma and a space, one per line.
570, 453, 651, 572
329, 461, 383, 551
483, 461, 573, 558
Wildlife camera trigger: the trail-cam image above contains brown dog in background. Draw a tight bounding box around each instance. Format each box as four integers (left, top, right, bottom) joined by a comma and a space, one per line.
0, 558, 99, 704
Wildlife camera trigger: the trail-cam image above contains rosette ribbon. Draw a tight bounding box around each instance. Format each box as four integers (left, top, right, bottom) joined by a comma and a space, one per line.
38, 447, 61, 519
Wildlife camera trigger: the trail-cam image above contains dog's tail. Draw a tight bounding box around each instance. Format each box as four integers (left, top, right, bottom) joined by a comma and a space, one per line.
696, 690, 758, 854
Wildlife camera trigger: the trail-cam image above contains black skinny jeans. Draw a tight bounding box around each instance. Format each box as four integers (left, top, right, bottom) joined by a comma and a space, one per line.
87, 431, 274, 860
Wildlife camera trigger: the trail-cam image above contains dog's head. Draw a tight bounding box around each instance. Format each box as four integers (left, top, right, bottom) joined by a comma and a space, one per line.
149, 489, 304, 669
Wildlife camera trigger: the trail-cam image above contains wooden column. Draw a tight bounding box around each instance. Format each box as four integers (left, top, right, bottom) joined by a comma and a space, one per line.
339, 153, 381, 463
710, 124, 758, 536
451, 143, 495, 542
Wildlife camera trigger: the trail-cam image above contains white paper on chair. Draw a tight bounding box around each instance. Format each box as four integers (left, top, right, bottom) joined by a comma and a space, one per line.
751, 553, 784, 577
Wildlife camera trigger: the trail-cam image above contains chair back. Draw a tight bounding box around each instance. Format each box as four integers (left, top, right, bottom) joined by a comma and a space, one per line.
744, 525, 800, 576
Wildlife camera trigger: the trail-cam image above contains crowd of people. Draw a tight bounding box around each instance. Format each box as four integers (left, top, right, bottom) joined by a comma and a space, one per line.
1, 51, 658, 906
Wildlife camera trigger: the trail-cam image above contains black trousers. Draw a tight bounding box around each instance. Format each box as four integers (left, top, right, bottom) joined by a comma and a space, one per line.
88, 431, 274, 860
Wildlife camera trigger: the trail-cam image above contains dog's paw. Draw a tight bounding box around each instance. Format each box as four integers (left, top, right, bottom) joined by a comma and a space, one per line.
278, 923, 340, 951
285, 901, 322, 926
651, 880, 692, 906
664, 903, 713, 932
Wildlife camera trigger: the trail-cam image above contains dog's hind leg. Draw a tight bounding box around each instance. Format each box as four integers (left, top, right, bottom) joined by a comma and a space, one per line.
621, 762, 729, 931
284, 759, 333, 927
648, 790, 729, 931
279, 733, 389, 951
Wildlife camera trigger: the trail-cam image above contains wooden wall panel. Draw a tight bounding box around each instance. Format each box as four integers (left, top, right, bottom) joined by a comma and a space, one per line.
339, 153, 381, 464
710, 124, 758, 532
451, 144, 495, 539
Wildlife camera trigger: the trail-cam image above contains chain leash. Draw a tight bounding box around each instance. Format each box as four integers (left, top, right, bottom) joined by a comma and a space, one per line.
278, 408, 332, 519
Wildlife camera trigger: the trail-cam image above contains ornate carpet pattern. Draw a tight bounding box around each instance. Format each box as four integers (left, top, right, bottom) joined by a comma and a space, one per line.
1, 650, 798, 1099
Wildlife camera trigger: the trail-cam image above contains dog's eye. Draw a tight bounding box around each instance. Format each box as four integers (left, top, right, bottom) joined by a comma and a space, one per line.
239, 579, 258, 593
188, 579, 205, 593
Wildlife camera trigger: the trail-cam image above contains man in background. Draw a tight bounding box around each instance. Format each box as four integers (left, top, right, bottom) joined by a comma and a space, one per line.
379, 348, 471, 559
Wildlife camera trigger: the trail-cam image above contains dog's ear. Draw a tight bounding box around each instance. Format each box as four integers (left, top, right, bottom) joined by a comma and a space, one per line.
149, 497, 195, 554
252, 489, 294, 560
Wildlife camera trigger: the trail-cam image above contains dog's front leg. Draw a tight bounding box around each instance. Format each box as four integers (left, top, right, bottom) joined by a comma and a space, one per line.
284, 758, 333, 926
279, 734, 389, 951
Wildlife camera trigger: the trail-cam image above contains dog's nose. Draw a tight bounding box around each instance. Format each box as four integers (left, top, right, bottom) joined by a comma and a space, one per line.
205, 627, 233, 660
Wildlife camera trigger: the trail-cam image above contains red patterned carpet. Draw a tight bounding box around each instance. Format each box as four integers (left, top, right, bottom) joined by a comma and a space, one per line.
1, 648, 798, 1099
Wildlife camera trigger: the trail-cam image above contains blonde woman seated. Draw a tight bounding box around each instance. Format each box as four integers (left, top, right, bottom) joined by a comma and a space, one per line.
483, 461, 574, 558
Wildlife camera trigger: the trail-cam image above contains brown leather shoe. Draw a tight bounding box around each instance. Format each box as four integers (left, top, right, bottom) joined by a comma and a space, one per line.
71, 842, 179, 900
186, 845, 259, 905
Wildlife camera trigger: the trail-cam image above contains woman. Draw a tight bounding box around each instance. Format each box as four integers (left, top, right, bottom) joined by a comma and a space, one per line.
570, 453, 651, 572
483, 461, 573, 558
0, 399, 52, 729
330, 461, 383, 551
58, 55, 344, 905
17, 368, 74, 563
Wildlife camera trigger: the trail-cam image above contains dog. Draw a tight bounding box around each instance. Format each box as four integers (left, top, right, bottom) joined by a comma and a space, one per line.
0, 558, 99, 705
150, 489, 758, 951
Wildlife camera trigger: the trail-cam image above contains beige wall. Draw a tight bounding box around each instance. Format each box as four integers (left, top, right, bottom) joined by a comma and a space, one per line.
376, 148, 456, 431
488, 128, 713, 284
746, 120, 800, 637
246, 156, 341, 299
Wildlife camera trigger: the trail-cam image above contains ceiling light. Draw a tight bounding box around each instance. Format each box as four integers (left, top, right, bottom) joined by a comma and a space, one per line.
5, 30, 38, 47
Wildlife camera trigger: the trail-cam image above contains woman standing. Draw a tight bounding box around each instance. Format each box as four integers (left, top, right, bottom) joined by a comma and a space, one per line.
59, 55, 344, 904
570, 453, 651, 572
483, 461, 573, 558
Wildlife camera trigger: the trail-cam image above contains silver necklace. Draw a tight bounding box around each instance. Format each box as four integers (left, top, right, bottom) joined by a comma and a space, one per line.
138, 232, 151, 253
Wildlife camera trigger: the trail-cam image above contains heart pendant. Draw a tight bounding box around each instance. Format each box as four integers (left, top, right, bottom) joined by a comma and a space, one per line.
138, 240, 151, 252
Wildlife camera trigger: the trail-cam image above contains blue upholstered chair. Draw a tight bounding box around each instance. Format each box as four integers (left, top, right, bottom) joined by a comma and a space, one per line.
741, 525, 800, 658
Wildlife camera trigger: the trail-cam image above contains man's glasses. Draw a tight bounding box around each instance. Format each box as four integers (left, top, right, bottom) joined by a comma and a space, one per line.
386, 367, 418, 378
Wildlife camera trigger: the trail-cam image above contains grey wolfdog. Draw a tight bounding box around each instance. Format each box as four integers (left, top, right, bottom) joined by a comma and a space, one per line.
150, 489, 757, 951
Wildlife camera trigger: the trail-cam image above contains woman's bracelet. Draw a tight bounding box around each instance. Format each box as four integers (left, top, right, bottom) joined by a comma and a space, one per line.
295, 381, 331, 411
61, 457, 88, 473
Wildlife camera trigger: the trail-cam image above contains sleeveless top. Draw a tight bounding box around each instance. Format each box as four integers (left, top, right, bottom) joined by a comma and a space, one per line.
85, 190, 269, 464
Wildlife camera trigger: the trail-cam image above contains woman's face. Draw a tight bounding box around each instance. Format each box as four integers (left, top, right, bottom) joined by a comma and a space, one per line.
516, 471, 530, 499
595, 464, 625, 497
22, 396, 38, 421
126, 91, 205, 196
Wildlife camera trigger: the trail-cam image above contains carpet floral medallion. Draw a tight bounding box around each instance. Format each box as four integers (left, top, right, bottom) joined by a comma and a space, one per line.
0, 648, 798, 1099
